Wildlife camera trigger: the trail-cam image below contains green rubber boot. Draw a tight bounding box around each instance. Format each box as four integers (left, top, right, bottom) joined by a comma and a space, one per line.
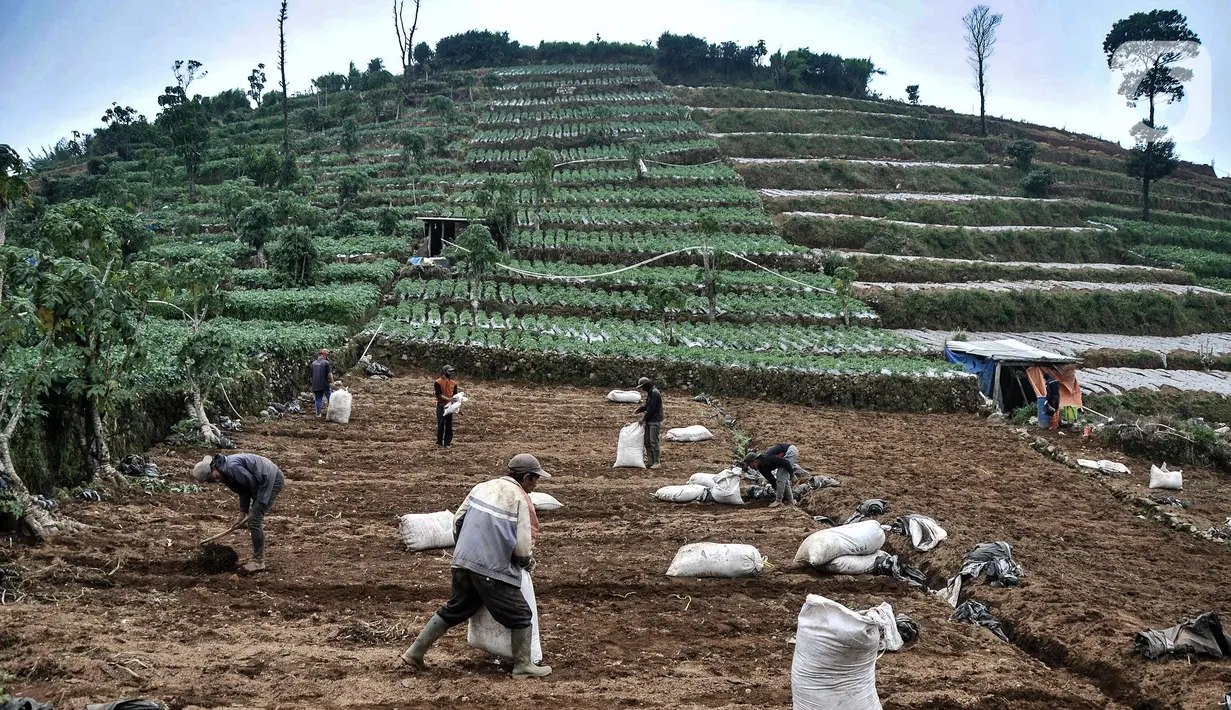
401, 614, 450, 670
511, 626, 552, 678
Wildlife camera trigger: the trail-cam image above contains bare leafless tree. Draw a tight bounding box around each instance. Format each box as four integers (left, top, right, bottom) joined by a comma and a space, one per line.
278, 0, 290, 158
963, 4, 1003, 137
393, 0, 422, 89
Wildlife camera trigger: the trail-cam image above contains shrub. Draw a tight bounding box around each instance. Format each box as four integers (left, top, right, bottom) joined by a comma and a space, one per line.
1006, 140, 1038, 172
1020, 167, 1056, 198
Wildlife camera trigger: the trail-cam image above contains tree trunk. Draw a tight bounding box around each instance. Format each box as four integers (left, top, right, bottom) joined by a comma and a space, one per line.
0, 204, 7, 246
1142, 176, 1151, 222
0, 432, 86, 541
978, 63, 987, 137
188, 168, 197, 201
87, 400, 126, 486
189, 384, 223, 446
256, 244, 268, 267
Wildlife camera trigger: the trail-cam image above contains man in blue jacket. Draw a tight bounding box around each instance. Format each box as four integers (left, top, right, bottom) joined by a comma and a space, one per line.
194, 453, 286, 573
401, 453, 553, 678
310, 349, 334, 417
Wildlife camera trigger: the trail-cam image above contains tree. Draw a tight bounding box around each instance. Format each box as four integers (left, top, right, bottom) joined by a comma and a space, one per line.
962, 4, 1003, 137
157, 66, 211, 200
1019, 167, 1055, 198
393, 0, 423, 89
647, 285, 686, 346
906, 84, 920, 105
101, 102, 141, 126
335, 171, 369, 212
1006, 140, 1037, 172
242, 145, 281, 188
247, 63, 267, 107
0, 145, 32, 247
413, 41, 434, 77
524, 147, 555, 234
397, 130, 427, 168
340, 117, 361, 161
696, 212, 722, 324
626, 141, 647, 180
172, 59, 208, 92
426, 95, 457, 126
1126, 139, 1179, 221
277, 0, 293, 188
1104, 10, 1200, 221
833, 266, 859, 326
448, 224, 502, 310
238, 200, 275, 265
377, 207, 400, 236
474, 176, 516, 250
269, 226, 319, 285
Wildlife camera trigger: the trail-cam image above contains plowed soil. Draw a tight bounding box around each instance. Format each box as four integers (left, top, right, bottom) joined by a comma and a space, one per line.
3, 368, 1230, 709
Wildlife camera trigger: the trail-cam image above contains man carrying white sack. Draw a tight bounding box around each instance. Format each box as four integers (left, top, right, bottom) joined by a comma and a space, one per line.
401, 453, 552, 678
741, 443, 809, 508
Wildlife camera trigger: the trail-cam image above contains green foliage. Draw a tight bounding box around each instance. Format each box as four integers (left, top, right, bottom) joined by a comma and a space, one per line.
833, 266, 858, 326
222, 283, 380, 324
448, 224, 503, 309
646, 284, 686, 345
335, 171, 370, 211
242, 145, 281, 188
1006, 140, 1038, 172
475, 176, 517, 248
237, 200, 275, 258
524, 147, 556, 231
340, 117, 360, 160
377, 207, 400, 236
1020, 167, 1056, 198
1103, 10, 1201, 114
268, 227, 320, 285
905, 84, 920, 104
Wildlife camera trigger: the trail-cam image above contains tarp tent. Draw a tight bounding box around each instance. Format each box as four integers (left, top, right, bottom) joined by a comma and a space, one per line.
945, 339, 1081, 413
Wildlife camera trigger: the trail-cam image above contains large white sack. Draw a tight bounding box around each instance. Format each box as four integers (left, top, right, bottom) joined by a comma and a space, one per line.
687, 472, 718, 488
792, 594, 883, 710
821, 550, 889, 576
666, 425, 714, 442
1077, 459, 1129, 475
1149, 463, 1183, 490
467, 569, 542, 664
529, 492, 563, 511
654, 484, 711, 503
710, 468, 744, 505
398, 510, 455, 552
614, 422, 646, 468
794, 520, 886, 568
666, 542, 764, 578
607, 390, 642, 403
443, 392, 469, 416
326, 388, 352, 424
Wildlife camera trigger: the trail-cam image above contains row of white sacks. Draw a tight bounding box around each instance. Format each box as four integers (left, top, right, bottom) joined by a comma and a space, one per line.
615, 421, 714, 467
395, 491, 562, 666
1077, 458, 1185, 490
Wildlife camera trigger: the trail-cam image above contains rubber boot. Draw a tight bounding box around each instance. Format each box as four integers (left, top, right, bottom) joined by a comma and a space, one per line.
401, 614, 450, 670
511, 626, 551, 678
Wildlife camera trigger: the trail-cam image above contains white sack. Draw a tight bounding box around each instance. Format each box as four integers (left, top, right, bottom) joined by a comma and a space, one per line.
467, 568, 542, 663
607, 390, 642, 403
614, 422, 646, 468
899, 515, 948, 552
653, 484, 711, 503
666, 543, 764, 578
665, 425, 714, 442
398, 510, 455, 551
326, 388, 352, 424
443, 392, 469, 416
862, 602, 904, 652
529, 492, 563, 511
1077, 459, 1129, 475
791, 594, 883, 710
820, 550, 889, 576
710, 468, 744, 505
794, 520, 885, 568
1149, 463, 1183, 490
687, 472, 718, 488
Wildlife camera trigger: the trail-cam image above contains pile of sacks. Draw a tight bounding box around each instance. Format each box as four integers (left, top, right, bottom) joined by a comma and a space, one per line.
653, 468, 743, 505
795, 514, 948, 578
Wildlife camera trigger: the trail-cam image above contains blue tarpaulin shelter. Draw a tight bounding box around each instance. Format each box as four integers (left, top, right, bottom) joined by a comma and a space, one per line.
944, 339, 1078, 412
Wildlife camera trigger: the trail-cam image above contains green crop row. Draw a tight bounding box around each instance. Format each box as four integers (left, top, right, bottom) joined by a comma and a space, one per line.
472, 120, 701, 145
480, 103, 686, 126
220, 283, 382, 325
672, 86, 928, 118
469, 138, 717, 163
488, 91, 673, 108
490, 259, 832, 291
699, 108, 949, 140
452, 184, 760, 208
717, 133, 993, 164
231, 260, 400, 288
507, 229, 803, 255
737, 160, 1014, 194
533, 205, 771, 229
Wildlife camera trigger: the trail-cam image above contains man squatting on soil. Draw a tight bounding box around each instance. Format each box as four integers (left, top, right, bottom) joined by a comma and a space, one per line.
401, 453, 553, 678
434, 365, 462, 449
741, 443, 809, 508
194, 453, 286, 573
635, 376, 664, 469
310, 349, 334, 417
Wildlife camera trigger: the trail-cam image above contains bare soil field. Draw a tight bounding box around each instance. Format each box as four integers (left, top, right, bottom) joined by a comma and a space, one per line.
2, 368, 1229, 709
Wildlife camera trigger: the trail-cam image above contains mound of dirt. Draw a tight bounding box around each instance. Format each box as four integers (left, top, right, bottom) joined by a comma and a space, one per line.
188, 544, 238, 575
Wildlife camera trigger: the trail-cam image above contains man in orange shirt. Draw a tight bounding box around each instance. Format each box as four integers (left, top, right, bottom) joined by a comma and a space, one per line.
434, 365, 462, 448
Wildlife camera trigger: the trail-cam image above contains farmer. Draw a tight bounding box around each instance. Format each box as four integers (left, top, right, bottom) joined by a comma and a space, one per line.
193, 453, 286, 573
634, 376, 664, 469
401, 453, 552, 678
434, 365, 462, 448
741, 443, 809, 508
1043, 373, 1061, 431
311, 349, 334, 417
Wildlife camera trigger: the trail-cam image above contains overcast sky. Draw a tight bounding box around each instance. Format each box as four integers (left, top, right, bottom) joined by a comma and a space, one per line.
1, 0, 1227, 174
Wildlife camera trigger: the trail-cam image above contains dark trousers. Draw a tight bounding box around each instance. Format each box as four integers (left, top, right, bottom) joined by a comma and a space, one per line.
248, 471, 285, 560
644, 421, 661, 465
436, 405, 454, 446
313, 389, 330, 415
436, 567, 532, 630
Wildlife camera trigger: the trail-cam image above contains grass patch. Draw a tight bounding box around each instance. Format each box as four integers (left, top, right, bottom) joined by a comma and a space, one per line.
839, 253, 1194, 285
673, 86, 928, 117
717, 133, 991, 163
737, 161, 1013, 193
702, 108, 948, 140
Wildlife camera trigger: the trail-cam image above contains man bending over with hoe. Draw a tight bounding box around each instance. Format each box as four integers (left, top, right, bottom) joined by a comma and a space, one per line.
401, 453, 553, 678
741, 443, 809, 508
194, 453, 286, 573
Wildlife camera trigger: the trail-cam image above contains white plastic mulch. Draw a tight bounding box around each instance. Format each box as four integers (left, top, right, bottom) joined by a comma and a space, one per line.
761, 189, 1059, 202
778, 211, 1105, 233
895, 330, 1231, 356
855, 280, 1222, 295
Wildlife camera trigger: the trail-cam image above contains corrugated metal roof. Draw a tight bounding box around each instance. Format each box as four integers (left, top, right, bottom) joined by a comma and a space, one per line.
946, 338, 1078, 364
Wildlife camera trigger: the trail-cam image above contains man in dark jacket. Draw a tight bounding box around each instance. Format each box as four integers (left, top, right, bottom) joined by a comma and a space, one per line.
434, 365, 462, 448
741, 443, 808, 508
311, 349, 334, 417
194, 453, 286, 573
1044, 374, 1061, 431
634, 376, 664, 469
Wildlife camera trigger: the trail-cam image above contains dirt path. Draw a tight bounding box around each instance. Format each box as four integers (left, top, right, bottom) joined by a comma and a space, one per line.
3, 370, 1228, 708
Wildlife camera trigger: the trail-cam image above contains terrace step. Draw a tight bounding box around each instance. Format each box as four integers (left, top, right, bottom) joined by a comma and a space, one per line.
893, 329, 1231, 356
1081, 367, 1231, 395
760, 189, 1057, 202
732, 157, 1005, 168
778, 212, 1106, 232
836, 251, 1178, 273
691, 106, 934, 122
856, 280, 1221, 295
710, 131, 959, 144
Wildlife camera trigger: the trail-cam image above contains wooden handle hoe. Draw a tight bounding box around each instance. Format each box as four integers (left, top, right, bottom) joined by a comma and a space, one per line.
198, 525, 241, 547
